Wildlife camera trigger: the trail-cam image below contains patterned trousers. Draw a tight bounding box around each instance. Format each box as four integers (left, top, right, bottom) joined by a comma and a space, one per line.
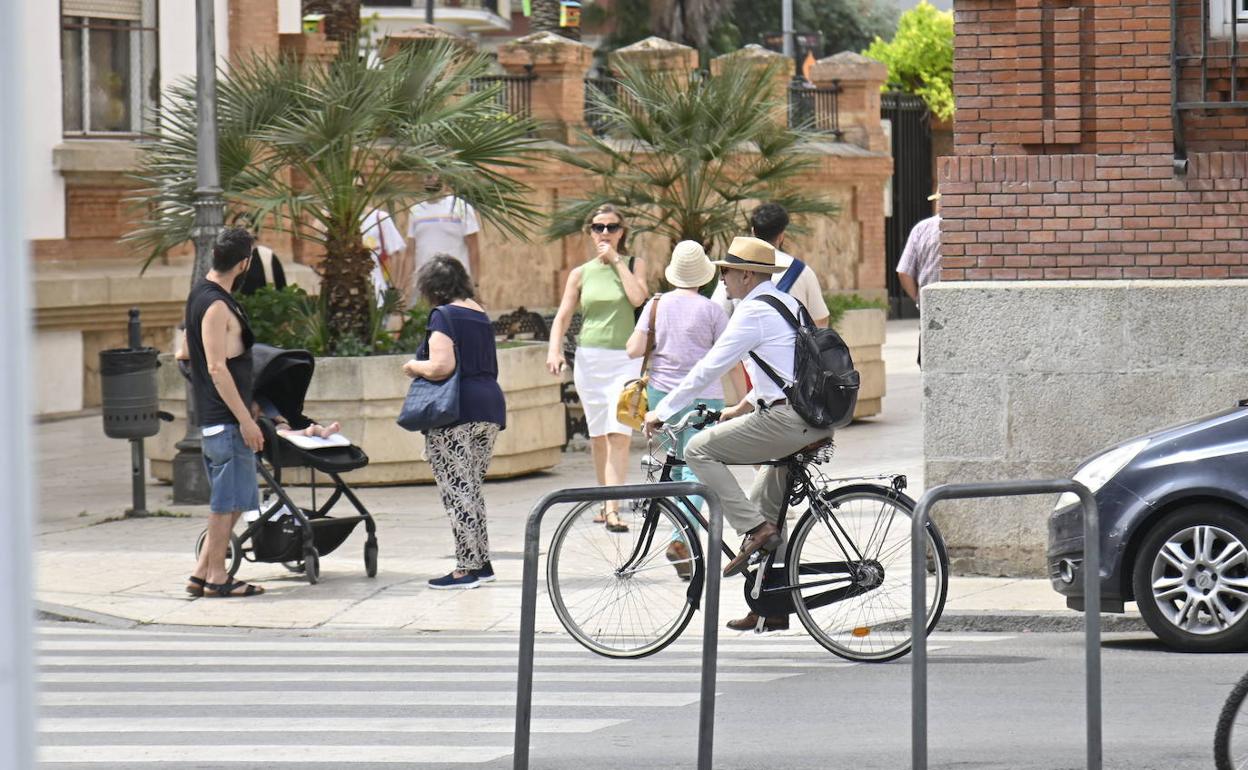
425, 421, 500, 571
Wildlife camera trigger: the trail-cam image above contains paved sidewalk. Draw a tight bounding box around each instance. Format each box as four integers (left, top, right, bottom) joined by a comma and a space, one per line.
36, 320, 1139, 632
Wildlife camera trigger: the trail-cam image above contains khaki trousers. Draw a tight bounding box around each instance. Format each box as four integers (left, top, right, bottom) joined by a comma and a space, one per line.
684, 404, 834, 536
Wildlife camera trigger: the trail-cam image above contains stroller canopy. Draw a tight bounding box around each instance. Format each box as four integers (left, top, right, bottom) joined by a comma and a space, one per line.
252, 344, 315, 430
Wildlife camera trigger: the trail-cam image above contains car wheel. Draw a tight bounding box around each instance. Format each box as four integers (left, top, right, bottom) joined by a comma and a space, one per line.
1132, 503, 1248, 653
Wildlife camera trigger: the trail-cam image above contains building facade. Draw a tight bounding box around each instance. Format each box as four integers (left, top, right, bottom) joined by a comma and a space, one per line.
924, 0, 1248, 574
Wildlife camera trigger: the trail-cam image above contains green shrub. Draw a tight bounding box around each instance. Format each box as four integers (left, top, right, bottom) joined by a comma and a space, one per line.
863, 1, 955, 121
825, 293, 887, 329
238, 285, 429, 357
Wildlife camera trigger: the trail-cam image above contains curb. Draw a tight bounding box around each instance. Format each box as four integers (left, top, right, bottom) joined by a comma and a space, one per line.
37, 601, 139, 629
938, 611, 1148, 633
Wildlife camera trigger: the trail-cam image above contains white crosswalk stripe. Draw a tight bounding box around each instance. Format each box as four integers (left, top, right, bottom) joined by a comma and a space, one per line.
36, 625, 1012, 766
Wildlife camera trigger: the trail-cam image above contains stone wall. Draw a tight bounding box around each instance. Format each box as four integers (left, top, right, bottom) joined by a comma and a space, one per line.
923, 279, 1248, 575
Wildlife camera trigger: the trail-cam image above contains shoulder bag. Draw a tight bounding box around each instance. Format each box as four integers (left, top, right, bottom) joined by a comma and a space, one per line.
616, 294, 660, 430
397, 307, 462, 432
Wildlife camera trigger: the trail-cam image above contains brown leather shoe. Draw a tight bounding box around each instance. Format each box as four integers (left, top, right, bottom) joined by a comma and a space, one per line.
722, 521, 782, 577
726, 612, 789, 632
665, 541, 692, 580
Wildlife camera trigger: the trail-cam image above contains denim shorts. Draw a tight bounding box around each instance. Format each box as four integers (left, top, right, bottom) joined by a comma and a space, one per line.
202, 424, 260, 515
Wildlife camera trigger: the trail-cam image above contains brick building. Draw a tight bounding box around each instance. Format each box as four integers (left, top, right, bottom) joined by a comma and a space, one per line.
922, 0, 1248, 575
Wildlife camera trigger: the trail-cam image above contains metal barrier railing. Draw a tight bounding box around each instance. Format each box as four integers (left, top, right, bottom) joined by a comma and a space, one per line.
910, 479, 1101, 770
513, 481, 725, 770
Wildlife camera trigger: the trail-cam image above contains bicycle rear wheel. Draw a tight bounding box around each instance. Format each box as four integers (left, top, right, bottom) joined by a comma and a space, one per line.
547, 498, 701, 659
1215, 670, 1248, 770
788, 484, 948, 662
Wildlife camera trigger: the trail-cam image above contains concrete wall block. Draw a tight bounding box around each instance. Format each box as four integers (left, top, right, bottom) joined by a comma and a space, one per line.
1123, 281, 1248, 371
1004, 371, 1243, 464
923, 281, 1128, 374
836, 308, 885, 347
36, 331, 84, 415
922, 373, 1007, 459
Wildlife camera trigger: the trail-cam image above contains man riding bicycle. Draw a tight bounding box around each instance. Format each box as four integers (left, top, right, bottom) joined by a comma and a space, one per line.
643, 236, 836, 580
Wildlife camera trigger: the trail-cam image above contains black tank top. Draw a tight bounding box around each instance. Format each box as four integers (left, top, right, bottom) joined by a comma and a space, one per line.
184, 280, 255, 426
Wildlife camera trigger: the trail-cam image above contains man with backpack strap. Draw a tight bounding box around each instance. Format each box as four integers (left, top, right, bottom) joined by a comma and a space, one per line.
643, 236, 857, 581
711, 203, 831, 328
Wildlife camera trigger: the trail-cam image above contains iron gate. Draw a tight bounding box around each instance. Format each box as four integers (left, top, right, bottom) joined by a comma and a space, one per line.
882, 91, 933, 320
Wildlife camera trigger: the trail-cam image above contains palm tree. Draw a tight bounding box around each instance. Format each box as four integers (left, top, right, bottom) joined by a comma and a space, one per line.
649, 0, 734, 50
548, 57, 837, 257
128, 42, 539, 352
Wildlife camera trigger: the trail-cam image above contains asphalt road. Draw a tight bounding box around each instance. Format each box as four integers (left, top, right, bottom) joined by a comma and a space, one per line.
35, 621, 1247, 769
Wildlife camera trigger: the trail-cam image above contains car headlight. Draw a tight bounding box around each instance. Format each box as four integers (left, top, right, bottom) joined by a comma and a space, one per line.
1055, 439, 1149, 509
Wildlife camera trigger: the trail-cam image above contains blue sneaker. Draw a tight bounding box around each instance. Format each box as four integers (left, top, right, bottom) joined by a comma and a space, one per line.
428, 571, 479, 590
472, 561, 495, 583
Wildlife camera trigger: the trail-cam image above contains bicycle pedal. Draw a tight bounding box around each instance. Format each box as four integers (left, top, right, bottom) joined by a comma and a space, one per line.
750, 553, 771, 601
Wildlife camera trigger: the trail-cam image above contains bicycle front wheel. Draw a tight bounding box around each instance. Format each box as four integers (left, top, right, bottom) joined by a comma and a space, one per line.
1215, 670, 1248, 770
547, 497, 702, 659
788, 484, 948, 662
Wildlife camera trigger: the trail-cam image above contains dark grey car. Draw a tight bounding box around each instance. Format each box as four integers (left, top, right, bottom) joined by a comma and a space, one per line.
1048, 401, 1248, 652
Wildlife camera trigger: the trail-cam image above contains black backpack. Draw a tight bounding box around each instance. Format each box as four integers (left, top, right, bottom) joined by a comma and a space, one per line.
749, 294, 860, 430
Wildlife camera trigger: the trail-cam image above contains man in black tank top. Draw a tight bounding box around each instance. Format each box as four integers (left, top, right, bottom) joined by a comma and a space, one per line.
184, 227, 266, 598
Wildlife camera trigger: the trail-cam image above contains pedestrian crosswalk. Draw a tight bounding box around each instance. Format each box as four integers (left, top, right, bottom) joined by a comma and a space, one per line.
35, 623, 1012, 767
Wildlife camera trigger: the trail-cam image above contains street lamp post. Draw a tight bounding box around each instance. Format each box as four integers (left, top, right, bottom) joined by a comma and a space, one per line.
172, 0, 226, 503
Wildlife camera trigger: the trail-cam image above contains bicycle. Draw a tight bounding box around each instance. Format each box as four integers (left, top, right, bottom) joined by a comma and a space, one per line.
1216, 669, 1248, 769
546, 405, 950, 662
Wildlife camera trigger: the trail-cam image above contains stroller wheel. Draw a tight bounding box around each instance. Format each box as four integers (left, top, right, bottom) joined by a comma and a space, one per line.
282, 561, 305, 574
364, 542, 378, 578
194, 529, 242, 578
304, 551, 320, 585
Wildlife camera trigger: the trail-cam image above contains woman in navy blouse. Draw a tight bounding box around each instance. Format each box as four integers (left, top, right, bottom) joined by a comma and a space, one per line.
402, 255, 506, 590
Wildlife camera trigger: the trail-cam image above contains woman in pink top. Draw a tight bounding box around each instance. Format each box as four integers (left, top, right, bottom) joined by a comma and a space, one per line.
626, 241, 746, 575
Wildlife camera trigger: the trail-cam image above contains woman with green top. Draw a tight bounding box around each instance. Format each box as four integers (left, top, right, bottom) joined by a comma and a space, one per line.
547, 204, 649, 532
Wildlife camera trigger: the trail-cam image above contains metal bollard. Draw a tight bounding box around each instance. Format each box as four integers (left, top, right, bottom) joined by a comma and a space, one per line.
910, 479, 1100, 770
513, 481, 724, 770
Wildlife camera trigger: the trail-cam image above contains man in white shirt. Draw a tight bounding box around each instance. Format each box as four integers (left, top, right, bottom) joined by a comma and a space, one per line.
406, 177, 481, 301
643, 236, 836, 579
361, 208, 405, 307
711, 203, 831, 327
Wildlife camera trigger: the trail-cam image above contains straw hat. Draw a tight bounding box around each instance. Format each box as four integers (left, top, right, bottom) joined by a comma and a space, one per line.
665, 240, 716, 288
711, 236, 786, 273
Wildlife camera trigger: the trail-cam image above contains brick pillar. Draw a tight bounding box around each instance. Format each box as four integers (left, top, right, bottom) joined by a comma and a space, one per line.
608, 36, 698, 77
709, 44, 794, 127
278, 32, 339, 71
379, 24, 475, 59
498, 32, 594, 145
810, 52, 888, 153
229, 0, 280, 61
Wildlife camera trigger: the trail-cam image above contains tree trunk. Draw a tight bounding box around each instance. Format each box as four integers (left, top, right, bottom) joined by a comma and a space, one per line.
303, 0, 361, 47
321, 228, 375, 352
531, 0, 578, 40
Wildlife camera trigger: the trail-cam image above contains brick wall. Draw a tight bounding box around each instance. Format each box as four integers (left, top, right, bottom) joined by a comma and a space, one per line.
942, 0, 1248, 280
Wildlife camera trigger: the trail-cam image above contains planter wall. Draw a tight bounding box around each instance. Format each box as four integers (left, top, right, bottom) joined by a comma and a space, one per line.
150, 343, 564, 485
835, 308, 886, 419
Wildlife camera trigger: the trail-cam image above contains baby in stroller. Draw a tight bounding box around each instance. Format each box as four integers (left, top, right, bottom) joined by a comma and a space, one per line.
254, 396, 341, 440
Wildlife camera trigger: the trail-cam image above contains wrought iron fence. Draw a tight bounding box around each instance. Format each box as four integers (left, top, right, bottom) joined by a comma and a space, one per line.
788, 80, 843, 138
583, 72, 619, 137
470, 66, 535, 122
1170, 0, 1248, 173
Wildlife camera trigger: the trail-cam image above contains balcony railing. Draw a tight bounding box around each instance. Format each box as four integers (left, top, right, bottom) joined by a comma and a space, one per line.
470, 68, 535, 123
788, 81, 842, 138
367, 0, 499, 11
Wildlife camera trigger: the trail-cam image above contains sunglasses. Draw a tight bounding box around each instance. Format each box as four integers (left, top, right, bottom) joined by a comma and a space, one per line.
589, 223, 623, 234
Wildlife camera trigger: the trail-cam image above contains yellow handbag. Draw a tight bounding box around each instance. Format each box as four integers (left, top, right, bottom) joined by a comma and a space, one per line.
616, 294, 660, 430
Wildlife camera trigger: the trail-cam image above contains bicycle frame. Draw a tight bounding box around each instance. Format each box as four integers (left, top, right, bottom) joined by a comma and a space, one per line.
620, 445, 902, 612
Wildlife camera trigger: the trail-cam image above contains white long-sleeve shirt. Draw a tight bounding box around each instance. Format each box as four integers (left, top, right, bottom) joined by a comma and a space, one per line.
654, 280, 799, 421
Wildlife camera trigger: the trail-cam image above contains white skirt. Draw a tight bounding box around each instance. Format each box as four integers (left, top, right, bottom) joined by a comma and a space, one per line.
573, 347, 642, 437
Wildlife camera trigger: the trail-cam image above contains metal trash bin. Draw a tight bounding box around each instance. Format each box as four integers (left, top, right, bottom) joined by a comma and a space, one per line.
99, 346, 161, 439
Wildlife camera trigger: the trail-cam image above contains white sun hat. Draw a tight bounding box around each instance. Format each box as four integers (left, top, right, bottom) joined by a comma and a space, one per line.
664, 240, 716, 289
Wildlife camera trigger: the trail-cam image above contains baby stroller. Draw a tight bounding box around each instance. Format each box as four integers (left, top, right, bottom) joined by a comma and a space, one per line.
191, 345, 379, 585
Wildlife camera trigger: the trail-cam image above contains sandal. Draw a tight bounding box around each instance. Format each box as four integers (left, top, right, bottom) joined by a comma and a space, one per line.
604, 511, 630, 533
185, 576, 206, 597
202, 579, 265, 598
592, 503, 608, 524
